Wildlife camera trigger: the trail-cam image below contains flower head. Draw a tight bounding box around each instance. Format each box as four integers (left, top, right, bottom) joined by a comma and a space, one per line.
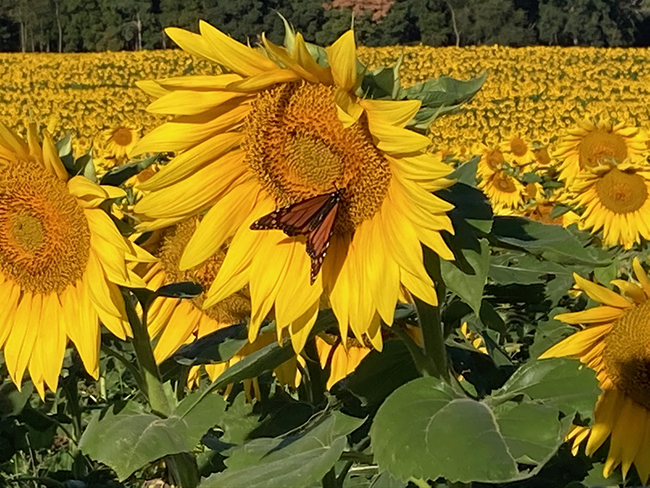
542, 261, 650, 482
132, 22, 455, 352
0, 122, 151, 397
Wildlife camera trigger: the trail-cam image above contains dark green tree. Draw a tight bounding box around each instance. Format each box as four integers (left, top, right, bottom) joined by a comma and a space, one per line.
455, 0, 536, 45
538, 0, 643, 46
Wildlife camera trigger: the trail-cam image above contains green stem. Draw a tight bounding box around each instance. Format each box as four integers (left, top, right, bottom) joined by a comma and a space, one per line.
415, 297, 449, 382
304, 339, 325, 406
124, 290, 199, 487
124, 292, 171, 416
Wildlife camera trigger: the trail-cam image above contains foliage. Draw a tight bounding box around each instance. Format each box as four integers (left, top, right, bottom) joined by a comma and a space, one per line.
0, 0, 650, 51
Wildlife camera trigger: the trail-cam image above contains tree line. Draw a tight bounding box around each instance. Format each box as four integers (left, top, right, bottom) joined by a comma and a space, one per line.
1, 0, 650, 52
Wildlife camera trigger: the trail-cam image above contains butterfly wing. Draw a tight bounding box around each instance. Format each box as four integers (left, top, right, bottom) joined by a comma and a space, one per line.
250, 193, 335, 237
251, 190, 343, 284
306, 197, 340, 284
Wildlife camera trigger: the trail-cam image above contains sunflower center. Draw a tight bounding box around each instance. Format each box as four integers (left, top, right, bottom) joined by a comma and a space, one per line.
112, 128, 133, 147
603, 300, 650, 409
494, 172, 517, 193
595, 168, 647, 214
0, 159, 90, 294
243, 82, 391, 234
485, 149, 504, 171
534, 147, 551, 166
579, 130, 628, 169
510, 138, 528, 157
159, 218, 251, 324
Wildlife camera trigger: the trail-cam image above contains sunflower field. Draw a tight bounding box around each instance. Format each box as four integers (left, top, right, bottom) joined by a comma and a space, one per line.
3, 20, 650, 488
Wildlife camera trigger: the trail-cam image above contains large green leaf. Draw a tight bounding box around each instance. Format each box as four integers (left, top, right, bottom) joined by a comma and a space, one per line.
201, 412, 364, 488
0, 382, 33, 418
489, 357, 600, 419
489, 252, 573, 285
79, 392, 226, 480
371, 377, 564, 483
371, 358, 600, 484
440, 238, 490, 315
490, 217, 607, 266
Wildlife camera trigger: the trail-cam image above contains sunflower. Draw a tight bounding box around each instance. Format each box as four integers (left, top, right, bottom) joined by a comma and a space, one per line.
142, 218, 301, 397
554, 119, 648, 186
571, 161, 650, 249
541, 262, 650, 482
500, 134, 534, 166
478, 168, 525, 212
132, 22, 455, 352
476, 143, 505, 180
0, 122, 151, 397
102, 126, 140, 160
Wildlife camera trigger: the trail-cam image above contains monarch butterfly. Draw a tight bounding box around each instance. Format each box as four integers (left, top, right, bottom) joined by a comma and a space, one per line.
250, 189, 344, 284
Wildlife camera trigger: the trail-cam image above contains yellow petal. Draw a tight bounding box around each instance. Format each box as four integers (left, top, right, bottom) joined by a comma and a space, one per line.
605, 396, 646, 478
132, 103, 250, 155
226, 69, 302, 92
0, 122, 28, 159
148, 89, 246, 115
138, 132, 243, 191
539, 323, 612, 359
610, 280, 646, 304
165, 27, 223, 64
136, 80, 169, 98
248, 232, 295, 341
153, 301, 201, 363
274, 242, 323, 330
289, 300, 319, 354
261, 34, 319, 83
574, 273, 631, 309
586, 390, 622, 455
4, 292, 41, 387
180, 180, 260, 270
68, 176, 114, 208
204, 199, 275, 308
554, 306, 624, 324
0, 281, 21, 348
324, 235, 351, 345
156, 74, 243, 90
38, 294, 67, 392
293, 33, 332, 84
361, 99, 421, 128
42, 130, 69, 181
199, 20, 279, 76
400, 269, 438, 306
368, 121, 431, 153
326, 30, 357, 91
134, 151, 248, 219
64, 284, 100, 379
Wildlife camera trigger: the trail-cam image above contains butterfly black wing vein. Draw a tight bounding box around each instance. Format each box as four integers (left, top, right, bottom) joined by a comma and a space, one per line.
250, 190, 343, 284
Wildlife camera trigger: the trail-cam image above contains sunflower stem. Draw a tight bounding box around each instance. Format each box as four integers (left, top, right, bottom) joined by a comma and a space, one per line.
415, 296, 449, 382
392, 323, 433, 376
321, 467, 337, 488
126, 295, 171, 417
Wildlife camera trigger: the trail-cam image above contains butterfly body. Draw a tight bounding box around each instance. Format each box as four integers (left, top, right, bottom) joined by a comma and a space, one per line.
250, 189, 344, 284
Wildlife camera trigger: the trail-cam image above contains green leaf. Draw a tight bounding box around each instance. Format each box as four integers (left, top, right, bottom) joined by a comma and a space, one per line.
491, 217, 607, 266
361, 56, 402, 100
201, 412, 363, 488
489, 252, 573, 285
401, 73, 486, 130
529, 311, 575, 359
173, 322, 249, 366
0, 382, 33, 418
440, 239, 490, 315
489, 358, 600, 419
100, 153, 159, 186
447, 156, 479, 187
154, 282, 203, 300
371, 376, 571, 484
79, 392, 227, 481
400, 72, 487, 109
